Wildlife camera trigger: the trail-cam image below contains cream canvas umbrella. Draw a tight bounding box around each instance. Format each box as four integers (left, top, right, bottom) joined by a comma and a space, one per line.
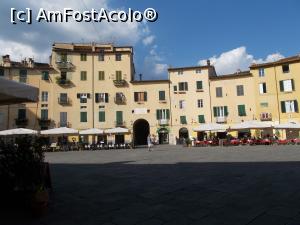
105, 127, 129, 134
79, 128, 104, 135
193, 123, 228, 132
0, 128, 38, 136
274, 122, 300, 129
230, 120, 273, 130
41, 127, 78, 135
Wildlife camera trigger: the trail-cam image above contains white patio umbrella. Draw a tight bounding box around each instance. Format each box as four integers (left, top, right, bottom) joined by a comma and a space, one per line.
0, 128, 38, 136
79, 128, 104, 135
193, 123, 228, 132
105, 127, 129, 134
41, 127, 78, 135
230, 120, 273, 130
274, 122, 300, 129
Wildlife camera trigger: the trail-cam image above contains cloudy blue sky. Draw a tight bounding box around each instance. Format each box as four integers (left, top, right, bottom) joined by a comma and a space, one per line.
1, 0, 299, 79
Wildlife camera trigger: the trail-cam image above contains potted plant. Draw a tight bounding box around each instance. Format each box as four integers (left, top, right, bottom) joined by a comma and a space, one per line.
185, 138, 192, 147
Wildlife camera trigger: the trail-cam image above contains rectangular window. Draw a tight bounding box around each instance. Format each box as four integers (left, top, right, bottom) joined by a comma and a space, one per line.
18, 109, 26, 119
179, 100, 186, 109
259, 68, 265, 77
180, 116, 187, 124
281, 100, 298, 113
159, 91, 166, 101
42, 71, 49, 80
95, 93, 109, 103
80, 53, 87, 61
80, 71, 87, 81
60, 112, 67, 127
156, 109, 170, 120
279, 79, 294, 92
0, 69, 4, 76
99, 111, 105, 122
116, 71, 122, 80
213, 106, 228, 117
98, 71, 105, 80
178, 82, 188, 91
0, 112, 4, 126
238, 105, 246, 116
173, 85, 177, 92
216, 87, 222, 97
236, 85, 244, 96
41, 109, 48, 120
134, 92, 147, 102
41, 91, 48, 102
98, 51, 104, 61
19, 69, 27, 83
59, 93, 68, 104
80, 112, 87, 122
178, 70, 183, 75
198, 115, 205, 123
260, 102, 269, 108
196, 81, 203, 90
79, 93, 88, 103
259, 83, 267, 94
197, 99, 203, 108
282, 64, 290, 73
116, 111, 123, 124
196, 69, 201, 74
115, 53, 122, 61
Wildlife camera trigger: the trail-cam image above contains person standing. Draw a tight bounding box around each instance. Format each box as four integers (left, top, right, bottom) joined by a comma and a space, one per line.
147, 134, 152, 151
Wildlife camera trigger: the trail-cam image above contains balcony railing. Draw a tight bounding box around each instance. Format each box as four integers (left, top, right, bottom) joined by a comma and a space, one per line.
58, 122, 72, 128
260, 113, 272, 121
38, 118, 51, 127
56, 77, 72, 86
158, 119, 169, 125
114, 96, 126, 105
113, 79, 127, 86
58, 97, 72, 106
216, 117, 227, 123
15, 118, 28, 127
115, 121, 126, 127
56, 61, 75, 70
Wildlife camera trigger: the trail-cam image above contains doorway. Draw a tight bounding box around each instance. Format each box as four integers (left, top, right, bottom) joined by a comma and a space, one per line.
133, 119, 150, 145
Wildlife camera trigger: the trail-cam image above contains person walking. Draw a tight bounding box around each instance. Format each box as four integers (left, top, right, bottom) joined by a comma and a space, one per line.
147, 134, 152, 151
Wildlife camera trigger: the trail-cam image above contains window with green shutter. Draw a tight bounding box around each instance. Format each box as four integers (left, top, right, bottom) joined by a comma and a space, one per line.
159, 91, 165, 101
41, 109, 48, 120
80, 53, 87, 61
116, 111, 123, 124
42, 71, 49, 80
99, 111, 105, 122
80, 112, 87, 122
238, 105, 246, 116
198, 115, 205, 123
116, 71, 122, 81
166, 109, 170, 119
180, 116, 187, 124
81, 71, 87, 81
156, 110, 162, 120
173, 85, 177, 92
196, 81, 203, 90
281, 101, 286, 113
98, 71, 105, 80
224, 106, 229, 116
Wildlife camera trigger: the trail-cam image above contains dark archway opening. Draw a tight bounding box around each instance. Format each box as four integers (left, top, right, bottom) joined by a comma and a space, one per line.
158, 128, 169, 144
178, 127, 189, 144
133, 119, 150, 145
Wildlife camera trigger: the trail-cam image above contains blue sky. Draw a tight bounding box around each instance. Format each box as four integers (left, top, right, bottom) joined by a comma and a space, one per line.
1, 0, 299, 79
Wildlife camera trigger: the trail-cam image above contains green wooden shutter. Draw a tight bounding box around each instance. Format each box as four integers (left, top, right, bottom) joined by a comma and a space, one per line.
294, 100, 299, 112
224, 106, 229, 116
180, 116, 187, 124
105, 93, 109, 103
198, 115, 205, 123
80, 112, 87, 122
291, 79, 295, 91
41, 109, 48, 120
144, 92, 147, 101
196, 81, 203, 90
166, 109, 170, 119
116, 111, 123, 124
279, 80, 284, 92
281, 101, 286, 113
213, 107, 217, 117
156, 110, 161, 120
238, 105, 246, 116
159, 91, 165, 100
173, 85, 177, 92
99, 111, 105, 122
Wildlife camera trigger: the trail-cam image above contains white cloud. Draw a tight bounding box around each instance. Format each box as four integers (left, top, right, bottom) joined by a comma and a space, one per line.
143, 35, 155, 46
154, 63, 168, 75
198, 46, 285, 75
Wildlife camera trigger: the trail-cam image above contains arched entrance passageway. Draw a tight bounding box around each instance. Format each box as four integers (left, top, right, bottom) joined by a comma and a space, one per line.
178, 127, 189, 144
133, 119, 150, 145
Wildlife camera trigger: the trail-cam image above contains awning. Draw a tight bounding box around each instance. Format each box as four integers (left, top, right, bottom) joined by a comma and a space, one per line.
193, 123, 228, 132
274, 122, 300, 129
0, 78, 39, 105
79, 128, 104, 135
41, 127, 78, 135
0, 128, 38, 136
105, 127, 129, 134
230, 120, 273, 130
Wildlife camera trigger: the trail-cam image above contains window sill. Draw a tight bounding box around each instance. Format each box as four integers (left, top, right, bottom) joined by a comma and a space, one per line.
159, 100, 167, 103
196, 89, 204, 92
178, 91, 187, 94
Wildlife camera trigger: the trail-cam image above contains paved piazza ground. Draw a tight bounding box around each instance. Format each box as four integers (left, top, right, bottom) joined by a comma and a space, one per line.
5, 145, 300, 225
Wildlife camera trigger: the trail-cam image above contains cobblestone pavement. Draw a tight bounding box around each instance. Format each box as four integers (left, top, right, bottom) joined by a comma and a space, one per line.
4, 144, 300, 225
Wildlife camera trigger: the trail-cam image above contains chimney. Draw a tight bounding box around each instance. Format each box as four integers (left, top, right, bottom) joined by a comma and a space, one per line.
207, 59, 211, 66
139, 74, 142, 81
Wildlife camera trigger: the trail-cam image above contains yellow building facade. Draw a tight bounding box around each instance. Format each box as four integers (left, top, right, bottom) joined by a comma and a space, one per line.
0, 43, 299, 143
